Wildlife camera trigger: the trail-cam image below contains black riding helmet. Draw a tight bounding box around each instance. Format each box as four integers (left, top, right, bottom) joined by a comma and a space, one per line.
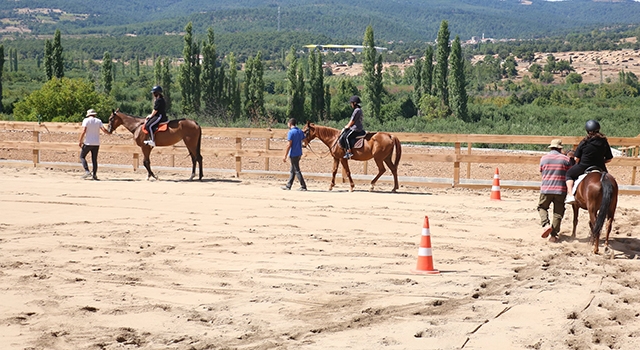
151, 85, 163, 94
585, 119, 600, 133
349, 95, 361, 104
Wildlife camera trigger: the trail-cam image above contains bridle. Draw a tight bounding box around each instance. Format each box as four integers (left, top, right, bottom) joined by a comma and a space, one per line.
302, 126, 338, 159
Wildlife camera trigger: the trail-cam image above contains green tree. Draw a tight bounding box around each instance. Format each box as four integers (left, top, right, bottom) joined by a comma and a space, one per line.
544, 54, 556, 74
529, 63, 542, 79
52, 29, 64, 79
434, 20, 450, 109
162, 58, 173, 113
566, 72, 583, 84
178, 22, 201, 114
226, 53, 241, 120
308, 49, 324, 121
202, 27, 218, 114
135, 55, 140, 76
13, 78, 114, 122
503, 55, 518, 78
412, 56, 423, 102
154, 58, 162, 85
324, 84, 331, 121
244, 52, 266, 121
101, 51, 113, 94
422, 45, 434, 96
363, 25, 382, 120
286, 48, 304, 120
44, 40, 53, 80
448, 36, 468, 122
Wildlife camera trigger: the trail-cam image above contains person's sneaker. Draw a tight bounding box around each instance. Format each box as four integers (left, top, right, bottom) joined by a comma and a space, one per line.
297, 187, 307, 191
281, 186, 291, 190
541, 224, 553, 238
144, 140, 156, 147
343, 152, 353, 159
548, 235, 559, 243
82, 171, 91, 179
565, 195, 575, 204
92, 175, 99, 181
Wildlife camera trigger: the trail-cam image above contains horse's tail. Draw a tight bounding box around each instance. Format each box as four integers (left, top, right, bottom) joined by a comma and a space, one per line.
592, 172, 613, 243
392, 135, 402, 168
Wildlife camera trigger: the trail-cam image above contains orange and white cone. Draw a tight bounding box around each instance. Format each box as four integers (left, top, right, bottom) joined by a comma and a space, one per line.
490, 167, 501, 201
411, 216, 440, 275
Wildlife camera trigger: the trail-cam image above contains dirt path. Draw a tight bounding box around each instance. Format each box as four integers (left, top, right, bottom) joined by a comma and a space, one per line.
1, 166, 640, 350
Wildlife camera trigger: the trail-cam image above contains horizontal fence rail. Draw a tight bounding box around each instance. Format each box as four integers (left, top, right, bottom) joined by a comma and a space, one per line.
2, 121, 640, 193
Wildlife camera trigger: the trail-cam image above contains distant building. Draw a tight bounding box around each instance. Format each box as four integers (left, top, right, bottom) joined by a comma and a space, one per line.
304, 44, 388, 54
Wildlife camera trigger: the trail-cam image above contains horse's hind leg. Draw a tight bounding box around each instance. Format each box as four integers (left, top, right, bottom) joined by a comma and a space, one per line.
383, 156, 398, 192
571, 204, 578, 238
142, 149, 157, 181
369, 158, 387, 192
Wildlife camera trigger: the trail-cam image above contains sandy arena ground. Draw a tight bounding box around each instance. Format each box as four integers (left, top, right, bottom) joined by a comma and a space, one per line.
1, 166, 640, 350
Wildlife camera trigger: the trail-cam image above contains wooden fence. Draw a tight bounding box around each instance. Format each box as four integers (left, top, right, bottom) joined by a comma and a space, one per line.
2, 121, 640, 192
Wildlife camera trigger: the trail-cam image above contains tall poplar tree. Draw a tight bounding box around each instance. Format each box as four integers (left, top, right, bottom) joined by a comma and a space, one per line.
101, 51, 113, 94
422, 45, 434, 96
201, 28, 218, 114
178, 22, 201, 114
363, 25, 382, 120
286, 49, 304, 120
162, 58, 172, 113
227, 53, 241, 121
44, 40, 53, 80
52, 29, 64, 79
308, 49, 324, 121
448, 36, 468, 122
434, 20, 450, 108
413, 56, 423, 102
244, 52, 266, 120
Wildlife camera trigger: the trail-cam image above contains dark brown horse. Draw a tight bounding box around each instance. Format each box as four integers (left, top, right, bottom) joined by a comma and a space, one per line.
108, 109, 203, 181
302, 122, 402, 192
571, 171, 618, 255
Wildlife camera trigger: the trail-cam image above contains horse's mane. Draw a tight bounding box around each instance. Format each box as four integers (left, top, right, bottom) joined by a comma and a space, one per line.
312, 124, 340, 139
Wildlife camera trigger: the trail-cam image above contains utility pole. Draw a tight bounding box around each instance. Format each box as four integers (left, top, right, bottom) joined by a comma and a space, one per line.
278, 6, 281, 31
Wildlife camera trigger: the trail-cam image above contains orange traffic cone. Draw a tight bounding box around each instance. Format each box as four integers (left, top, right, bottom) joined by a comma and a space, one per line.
490, 167, 501, 200
411, 216, 440, 275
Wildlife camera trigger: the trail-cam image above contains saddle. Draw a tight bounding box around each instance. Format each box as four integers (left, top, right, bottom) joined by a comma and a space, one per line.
353, 134, 367, 149
573, 166, 604, 196
340, 130, 367, 150
142, 122, 168, 134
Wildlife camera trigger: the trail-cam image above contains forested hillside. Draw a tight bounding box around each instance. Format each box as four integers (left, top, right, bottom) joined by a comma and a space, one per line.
2, 0, 640, 41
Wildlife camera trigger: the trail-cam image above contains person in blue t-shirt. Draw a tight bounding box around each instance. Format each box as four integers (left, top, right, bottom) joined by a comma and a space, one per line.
282, 118, 307, 191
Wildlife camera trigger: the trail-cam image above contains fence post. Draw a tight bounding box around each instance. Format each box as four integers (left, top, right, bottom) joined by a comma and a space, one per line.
264, 137, 270, 171
235, 137, 242, 177
363, 160, 368, 175
453, 142, 461, 187
133, 153, 139, 170
170, 146, 175, 167
32, 130, 40, 167
466, 142, 472, 179
632, 146, 639, 185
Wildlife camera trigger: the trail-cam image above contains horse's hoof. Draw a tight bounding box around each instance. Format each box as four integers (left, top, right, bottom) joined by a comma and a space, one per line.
369, 185, 375, 192
349, 188, 354, 193
603, 246, 614, 259
189, 174, 195, 181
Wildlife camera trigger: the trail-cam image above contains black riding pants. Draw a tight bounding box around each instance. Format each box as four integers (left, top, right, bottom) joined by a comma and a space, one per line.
80, 145, 99, 175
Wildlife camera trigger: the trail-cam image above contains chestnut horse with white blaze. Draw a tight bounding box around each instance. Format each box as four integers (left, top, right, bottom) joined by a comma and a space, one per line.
302, 122, 401, 192
108, 109, 203, 181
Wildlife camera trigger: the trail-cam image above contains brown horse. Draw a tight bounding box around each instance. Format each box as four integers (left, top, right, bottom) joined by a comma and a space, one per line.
570, 171, 618, 255
302, 122, 402, 192
108, 109, 203, 181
